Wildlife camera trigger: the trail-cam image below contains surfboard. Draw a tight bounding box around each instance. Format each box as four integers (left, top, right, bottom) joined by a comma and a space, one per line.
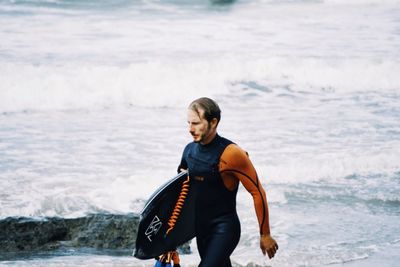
133, 170, 196, 259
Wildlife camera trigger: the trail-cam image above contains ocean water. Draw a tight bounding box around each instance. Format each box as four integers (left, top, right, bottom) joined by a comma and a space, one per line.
1, 0, 400, 266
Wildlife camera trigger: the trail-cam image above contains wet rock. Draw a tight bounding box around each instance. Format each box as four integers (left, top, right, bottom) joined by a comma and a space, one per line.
0, 213, 191, 256
0, 216, 67, 252
0, 213, 139, 252
63, 213, 140, 249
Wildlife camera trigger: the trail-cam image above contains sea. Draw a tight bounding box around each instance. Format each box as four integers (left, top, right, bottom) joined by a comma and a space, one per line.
0, 0, 399, 266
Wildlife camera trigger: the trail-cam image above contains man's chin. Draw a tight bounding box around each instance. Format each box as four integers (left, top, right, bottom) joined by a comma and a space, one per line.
192, 136, 201, 143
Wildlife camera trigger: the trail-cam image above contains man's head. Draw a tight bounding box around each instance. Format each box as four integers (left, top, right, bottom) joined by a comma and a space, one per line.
187, 97, 221, 144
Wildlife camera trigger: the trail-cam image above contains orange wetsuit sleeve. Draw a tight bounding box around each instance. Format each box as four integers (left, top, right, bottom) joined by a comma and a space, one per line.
219, 144, 270, 235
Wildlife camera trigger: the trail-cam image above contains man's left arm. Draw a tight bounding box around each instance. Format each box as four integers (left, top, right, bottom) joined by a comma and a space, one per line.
220, 144, 278, 258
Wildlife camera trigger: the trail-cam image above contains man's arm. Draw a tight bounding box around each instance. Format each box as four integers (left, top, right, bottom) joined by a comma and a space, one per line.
219, 144, 278, 258
177, 145, 189, 173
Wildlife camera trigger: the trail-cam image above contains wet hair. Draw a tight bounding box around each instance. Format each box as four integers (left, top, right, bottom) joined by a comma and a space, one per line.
189, 97, 221, 124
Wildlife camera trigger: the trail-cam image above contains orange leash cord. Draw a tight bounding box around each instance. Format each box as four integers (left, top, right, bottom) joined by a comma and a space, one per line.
166, 176, 190, 235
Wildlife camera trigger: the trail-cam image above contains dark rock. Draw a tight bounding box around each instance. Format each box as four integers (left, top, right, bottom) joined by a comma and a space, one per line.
0, 213, 139, 253
0, 213, 191, 257
0, 216, 67, 252
63, 213, 140, 249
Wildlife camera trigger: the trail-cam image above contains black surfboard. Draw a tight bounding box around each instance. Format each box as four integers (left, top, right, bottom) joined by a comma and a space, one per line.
133, 170, 196, 259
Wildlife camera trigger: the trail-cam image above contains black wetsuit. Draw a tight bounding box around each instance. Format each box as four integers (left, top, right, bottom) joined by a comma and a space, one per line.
179, 135, 241, 267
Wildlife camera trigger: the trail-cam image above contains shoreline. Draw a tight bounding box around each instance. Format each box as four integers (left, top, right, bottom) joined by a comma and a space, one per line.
2, 241, 399, 267
2, 253, 399, 267
1, 214, 399, 266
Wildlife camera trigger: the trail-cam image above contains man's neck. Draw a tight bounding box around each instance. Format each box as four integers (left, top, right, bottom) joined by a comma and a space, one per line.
200, 131, 217, 145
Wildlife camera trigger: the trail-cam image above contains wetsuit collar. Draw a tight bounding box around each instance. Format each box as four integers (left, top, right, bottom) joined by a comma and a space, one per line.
199, 134, 220, 148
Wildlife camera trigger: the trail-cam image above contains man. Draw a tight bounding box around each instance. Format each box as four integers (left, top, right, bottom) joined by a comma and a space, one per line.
178, 97, 278, 267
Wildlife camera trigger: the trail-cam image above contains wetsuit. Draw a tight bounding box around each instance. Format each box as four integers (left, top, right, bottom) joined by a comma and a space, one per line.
178, 134, 270, 267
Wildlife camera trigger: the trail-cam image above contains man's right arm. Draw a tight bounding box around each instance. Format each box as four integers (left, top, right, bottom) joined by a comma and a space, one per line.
177, 145, 189, 173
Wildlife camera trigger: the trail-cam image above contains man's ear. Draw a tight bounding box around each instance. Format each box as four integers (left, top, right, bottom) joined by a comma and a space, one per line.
210, 118, 218, 129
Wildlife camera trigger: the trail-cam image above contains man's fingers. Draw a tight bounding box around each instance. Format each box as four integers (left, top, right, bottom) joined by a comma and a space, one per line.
261, 247, 266, 256
268, 249, 274, 259
267, 246, 278, 259
261, 238, 279, 259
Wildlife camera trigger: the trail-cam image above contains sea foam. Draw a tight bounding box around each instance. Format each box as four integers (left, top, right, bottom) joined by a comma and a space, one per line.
1, 57, 399, 113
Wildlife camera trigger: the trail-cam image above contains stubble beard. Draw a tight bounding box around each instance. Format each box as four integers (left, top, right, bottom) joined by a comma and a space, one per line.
194, 123, 211, 144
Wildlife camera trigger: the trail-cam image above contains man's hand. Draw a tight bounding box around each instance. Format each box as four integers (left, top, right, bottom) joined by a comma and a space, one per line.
260, 234, 278, 259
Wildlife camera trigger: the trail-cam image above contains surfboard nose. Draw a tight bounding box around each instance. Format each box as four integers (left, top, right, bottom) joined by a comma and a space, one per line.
133, 247, 146, 259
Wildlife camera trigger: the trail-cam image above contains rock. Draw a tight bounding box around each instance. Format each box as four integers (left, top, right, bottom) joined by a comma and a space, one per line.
0, 216, 67, 252
63, 213, 140, 249
0, 213, 140, 253
0, 213, 191, 258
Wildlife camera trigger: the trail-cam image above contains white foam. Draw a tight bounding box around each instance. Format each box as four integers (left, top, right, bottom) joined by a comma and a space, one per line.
1, 57, 399, 113
257, 149, 400, 184
324, 0, 400, 5
1, 0, 399, 113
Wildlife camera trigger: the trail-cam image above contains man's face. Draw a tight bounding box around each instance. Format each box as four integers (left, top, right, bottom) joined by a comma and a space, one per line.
187, 108, 214, 144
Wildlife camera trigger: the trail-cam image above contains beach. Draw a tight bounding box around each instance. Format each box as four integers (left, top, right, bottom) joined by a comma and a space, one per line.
1, 0, 400, 266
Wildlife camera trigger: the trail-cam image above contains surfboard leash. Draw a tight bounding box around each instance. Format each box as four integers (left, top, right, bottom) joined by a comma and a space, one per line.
155, 250, 181, 267
165, 175, 190, 235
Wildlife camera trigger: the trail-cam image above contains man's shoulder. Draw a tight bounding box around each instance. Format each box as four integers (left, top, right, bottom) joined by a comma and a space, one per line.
219, 143, 250, 170
218, 135, 234, 145
221, 143, 248, 160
